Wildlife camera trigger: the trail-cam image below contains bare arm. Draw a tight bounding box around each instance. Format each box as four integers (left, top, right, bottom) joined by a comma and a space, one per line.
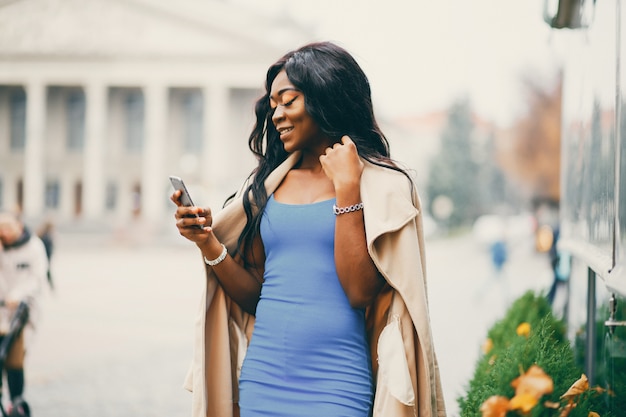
172, 191, 263, 314
320, 136, 385, 308
333, 182, 385, 308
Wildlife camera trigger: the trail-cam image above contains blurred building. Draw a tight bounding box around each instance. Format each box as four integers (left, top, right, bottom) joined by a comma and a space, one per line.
0, 0, 309, 232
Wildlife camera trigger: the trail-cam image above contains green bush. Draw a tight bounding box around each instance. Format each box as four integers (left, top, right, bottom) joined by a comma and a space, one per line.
573, 301, 626, 414
458, 291, 611, 417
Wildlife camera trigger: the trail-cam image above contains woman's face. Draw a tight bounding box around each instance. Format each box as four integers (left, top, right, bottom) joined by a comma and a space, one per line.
0, 215, 21, 246
269, 70, 328, 153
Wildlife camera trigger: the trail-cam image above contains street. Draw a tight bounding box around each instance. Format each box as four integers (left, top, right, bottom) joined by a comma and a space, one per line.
23, 230, 553, 417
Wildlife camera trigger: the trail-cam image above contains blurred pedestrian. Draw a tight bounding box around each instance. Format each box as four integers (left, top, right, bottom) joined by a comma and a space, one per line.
36, 220, 55, 290
546, 226, 571, 306
474, 231, 510, 303
0, 212, 48, 416
490, 239, 508, 276
171, 41, 446, 417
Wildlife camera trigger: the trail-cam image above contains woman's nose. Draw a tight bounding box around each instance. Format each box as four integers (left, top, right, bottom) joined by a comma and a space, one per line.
272, 105, 285, 123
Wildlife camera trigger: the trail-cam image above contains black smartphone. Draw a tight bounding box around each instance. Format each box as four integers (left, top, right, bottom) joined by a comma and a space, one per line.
169, 176, 202, 229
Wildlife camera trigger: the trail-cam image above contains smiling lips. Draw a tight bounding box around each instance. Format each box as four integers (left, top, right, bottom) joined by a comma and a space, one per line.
277, 126, 294, 138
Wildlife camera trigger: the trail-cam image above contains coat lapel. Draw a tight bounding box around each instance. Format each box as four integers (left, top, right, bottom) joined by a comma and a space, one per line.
360, 161, 419, 247
211, 151, 301, 249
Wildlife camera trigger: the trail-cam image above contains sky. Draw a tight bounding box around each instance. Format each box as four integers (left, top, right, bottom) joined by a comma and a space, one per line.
233, 0, 563, 126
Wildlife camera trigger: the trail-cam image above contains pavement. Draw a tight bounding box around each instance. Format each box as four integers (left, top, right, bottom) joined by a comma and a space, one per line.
19, 229, 553, 417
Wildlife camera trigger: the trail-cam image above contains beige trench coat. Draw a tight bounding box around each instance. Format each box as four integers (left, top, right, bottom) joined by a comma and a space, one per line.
183, 152, 446, 417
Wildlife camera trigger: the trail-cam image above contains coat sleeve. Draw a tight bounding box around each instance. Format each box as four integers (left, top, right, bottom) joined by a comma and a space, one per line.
183, 153, 303, 417
362, 166, 446, 417
8, 237, 47, 306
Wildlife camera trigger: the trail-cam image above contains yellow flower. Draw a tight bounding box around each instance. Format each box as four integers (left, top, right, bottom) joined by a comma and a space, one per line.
509, 392, 538, 413
511, 365, 554, 398
482, 338, 494, 354
588, 412, 600, 417
516, 322, 531, 337
479, 395, 509, 417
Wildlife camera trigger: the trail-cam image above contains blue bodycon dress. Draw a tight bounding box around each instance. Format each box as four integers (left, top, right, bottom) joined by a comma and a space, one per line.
238, 195, 373, 417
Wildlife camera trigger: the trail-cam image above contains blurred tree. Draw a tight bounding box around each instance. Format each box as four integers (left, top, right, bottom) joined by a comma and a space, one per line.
503, 74, 562, 203
427, 98, 482, 229
477, 130, 509, 210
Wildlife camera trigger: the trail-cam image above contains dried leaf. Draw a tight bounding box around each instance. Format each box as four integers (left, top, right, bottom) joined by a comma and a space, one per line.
509, 392, 539, 413
591, 386, 606, 395
561, 374, 589, 399
543, 400, 561, 409
479, 395, 509, 417
559, 402, 576, 417
516, 322, 531, 337
511, 365, 554, 398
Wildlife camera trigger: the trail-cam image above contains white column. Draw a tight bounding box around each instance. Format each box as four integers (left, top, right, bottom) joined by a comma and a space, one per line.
203, 84, 230, 204
82, 82, 107, 219
23, 82, 45, 218
141, 84, 167, 222
2, 175, 18, 214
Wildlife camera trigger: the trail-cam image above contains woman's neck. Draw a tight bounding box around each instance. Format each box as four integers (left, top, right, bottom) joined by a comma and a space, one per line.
295, 151, 324, 172
296, 140, 334, 171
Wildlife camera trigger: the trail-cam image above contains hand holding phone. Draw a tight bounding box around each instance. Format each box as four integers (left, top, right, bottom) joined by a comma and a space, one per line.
169, 176, 203, 229
169, 175, 196, 207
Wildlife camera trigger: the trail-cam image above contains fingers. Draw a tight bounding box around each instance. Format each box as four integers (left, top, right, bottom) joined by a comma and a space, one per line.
175, 214, 206, 230
174, 205, 212, 231
340, 135, 354, 146
171, 186, 212, 240
322, 135, 357, 156
170, 190, 184, 206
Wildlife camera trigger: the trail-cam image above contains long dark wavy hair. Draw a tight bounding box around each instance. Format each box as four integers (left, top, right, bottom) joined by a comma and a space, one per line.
234, 41, 411, 265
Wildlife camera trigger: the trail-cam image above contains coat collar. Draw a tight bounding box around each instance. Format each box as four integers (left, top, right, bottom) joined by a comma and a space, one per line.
211, 152, 418, 252
360, 160, 419, 247
210, 152, 301, 250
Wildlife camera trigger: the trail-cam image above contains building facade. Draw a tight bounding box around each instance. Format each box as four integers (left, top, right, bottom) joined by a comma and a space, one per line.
0, 0, 309, 232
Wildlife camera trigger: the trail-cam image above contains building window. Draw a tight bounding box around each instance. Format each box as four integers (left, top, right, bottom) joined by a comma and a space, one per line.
105, 181, 117, 211
44, 180, 60, 209
66, 90, 86, 151
183, 90, 203, 153
125, 91, 144, 152
9, 88, 26, 151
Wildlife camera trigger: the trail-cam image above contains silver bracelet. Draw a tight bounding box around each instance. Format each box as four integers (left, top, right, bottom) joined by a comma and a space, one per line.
333, 202, 364, 215
204, 244, 228, 266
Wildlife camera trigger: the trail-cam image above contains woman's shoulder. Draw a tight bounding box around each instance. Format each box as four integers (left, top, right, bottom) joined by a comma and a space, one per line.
362, 159, 415, 188
362, 159, 422, 208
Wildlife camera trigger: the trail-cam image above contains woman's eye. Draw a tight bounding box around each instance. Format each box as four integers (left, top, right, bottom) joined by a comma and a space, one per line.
281, 94, 298, 107
269, 93, 299, 110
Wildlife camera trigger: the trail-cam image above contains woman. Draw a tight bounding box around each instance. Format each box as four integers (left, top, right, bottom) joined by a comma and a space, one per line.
172, 41, 446, 417
0, 212, 48, 416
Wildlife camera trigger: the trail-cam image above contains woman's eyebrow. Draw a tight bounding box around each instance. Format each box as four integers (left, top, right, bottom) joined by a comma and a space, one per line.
269, 87, 298, 100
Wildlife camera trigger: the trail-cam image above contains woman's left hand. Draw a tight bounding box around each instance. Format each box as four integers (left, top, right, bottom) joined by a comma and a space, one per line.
319, 135, 364, 190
